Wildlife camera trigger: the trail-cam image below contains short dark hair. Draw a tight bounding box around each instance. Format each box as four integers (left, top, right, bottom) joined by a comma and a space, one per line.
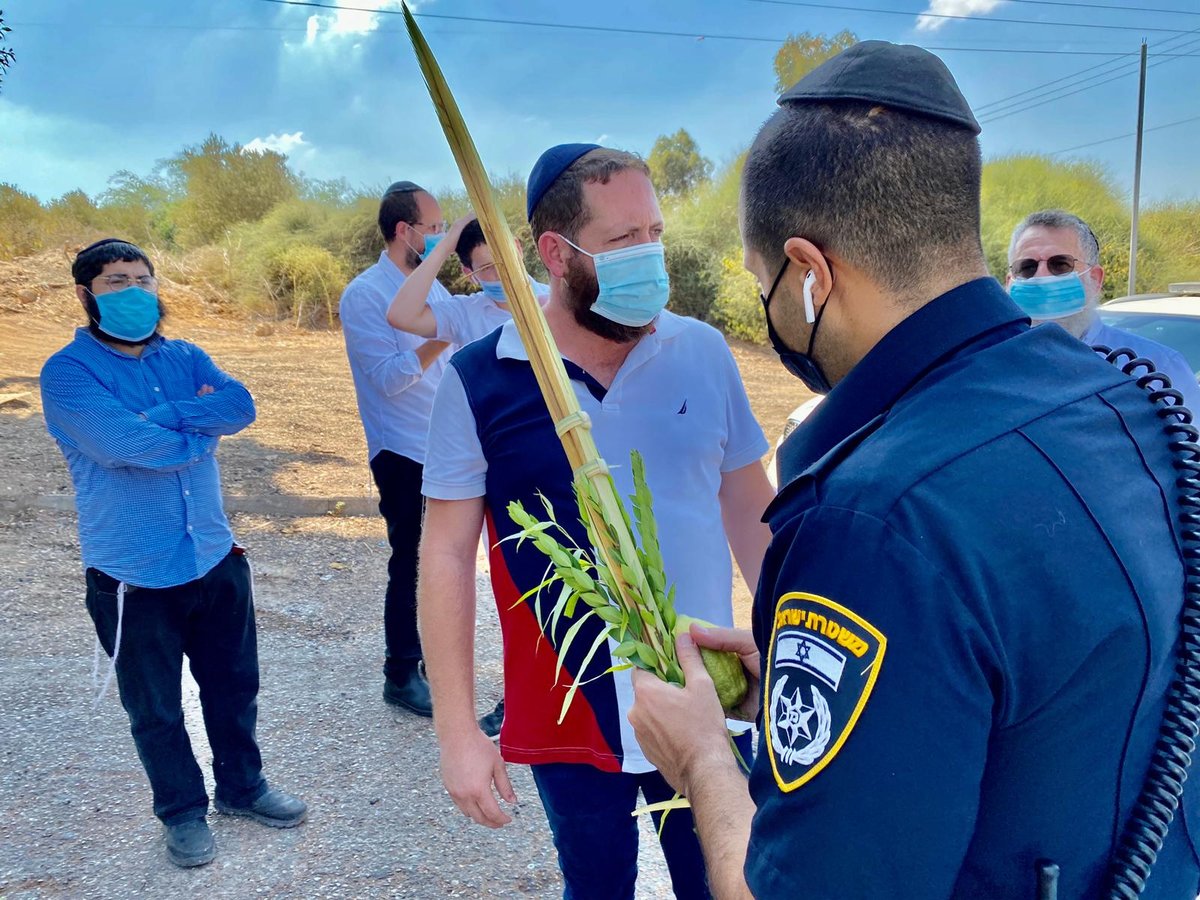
742, 101, 983, 294
455, 220, 487, 270
378, 184, 424, 244
529, 148, 650, 243
72, 239, 154, 286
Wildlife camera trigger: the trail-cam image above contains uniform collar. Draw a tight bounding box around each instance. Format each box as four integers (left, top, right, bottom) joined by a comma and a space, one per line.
775, 277, 1028, 489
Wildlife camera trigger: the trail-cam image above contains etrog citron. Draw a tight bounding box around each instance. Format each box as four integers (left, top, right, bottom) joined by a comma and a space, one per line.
673, 614, 748, 711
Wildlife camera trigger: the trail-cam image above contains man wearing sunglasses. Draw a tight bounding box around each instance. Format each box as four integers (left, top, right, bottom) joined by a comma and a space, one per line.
40, 238, 306, 868
386, 216, 550, 346
340, 181, 453, 719
1007, 208, 1200, 410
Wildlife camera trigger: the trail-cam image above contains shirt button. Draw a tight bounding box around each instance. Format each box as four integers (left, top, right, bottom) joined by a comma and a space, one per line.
153, 386, 160, 392
187, 525, 194, 533
183, 490, 190, 496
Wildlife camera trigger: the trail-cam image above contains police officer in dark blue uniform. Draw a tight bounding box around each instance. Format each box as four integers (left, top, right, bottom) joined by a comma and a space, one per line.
629, 41, 1200, 898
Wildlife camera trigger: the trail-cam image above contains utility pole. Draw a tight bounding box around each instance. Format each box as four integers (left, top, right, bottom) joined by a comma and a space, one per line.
1128, 40, 1147, 296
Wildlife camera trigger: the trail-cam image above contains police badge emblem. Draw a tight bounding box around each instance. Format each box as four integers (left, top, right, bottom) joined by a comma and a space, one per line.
765, 592, 886, 792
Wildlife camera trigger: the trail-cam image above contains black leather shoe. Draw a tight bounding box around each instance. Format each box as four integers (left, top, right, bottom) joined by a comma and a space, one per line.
164, 818, 216, 867
383, 665, 433, 717
478, 699, 504, 741
215, 788, 307, 828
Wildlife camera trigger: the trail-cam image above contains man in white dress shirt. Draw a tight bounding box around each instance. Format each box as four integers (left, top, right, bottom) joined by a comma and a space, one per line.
339, 181, 452, 717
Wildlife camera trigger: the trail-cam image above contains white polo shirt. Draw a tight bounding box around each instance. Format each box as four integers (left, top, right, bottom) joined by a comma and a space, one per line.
428, 280, 550, 348
424, 311, 768, 627
423, 311, 767, 772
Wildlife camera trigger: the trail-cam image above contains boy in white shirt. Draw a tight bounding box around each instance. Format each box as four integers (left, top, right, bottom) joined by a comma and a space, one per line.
386, 216, 549, 347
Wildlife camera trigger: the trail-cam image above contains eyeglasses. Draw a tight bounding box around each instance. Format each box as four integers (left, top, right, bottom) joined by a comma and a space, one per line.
1009, 255, 1083, 279
94, 274, 159, 291
412, 220, 448, 234
466, 263, 497, 279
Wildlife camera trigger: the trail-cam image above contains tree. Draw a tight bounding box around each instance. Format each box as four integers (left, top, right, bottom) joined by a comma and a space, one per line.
0, 10, 14, 92
773, 31, 857, 94
99, 170, 177, 245
165, 133, 299, 247
648, 129, 712, 198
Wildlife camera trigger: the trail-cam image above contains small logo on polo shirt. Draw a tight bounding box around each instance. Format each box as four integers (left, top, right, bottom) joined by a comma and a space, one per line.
677, 399, 688, 415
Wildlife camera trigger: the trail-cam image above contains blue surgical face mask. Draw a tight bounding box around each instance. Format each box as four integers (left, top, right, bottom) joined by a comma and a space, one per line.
560, 236, 670, 327
421, 232, 444, 258
91, 286, 160, 342
1008, 271, 1088, 320
476, 278, 507, 302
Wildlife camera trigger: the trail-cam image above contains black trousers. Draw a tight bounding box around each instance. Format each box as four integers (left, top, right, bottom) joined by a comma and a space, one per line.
369, 450, 424, 681
85, 549, 266, 826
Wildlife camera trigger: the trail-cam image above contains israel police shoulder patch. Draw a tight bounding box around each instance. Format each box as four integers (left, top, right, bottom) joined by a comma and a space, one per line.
765, 591, 886, 792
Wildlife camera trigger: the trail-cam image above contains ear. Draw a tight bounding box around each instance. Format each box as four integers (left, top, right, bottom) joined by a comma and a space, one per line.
782, 237, 833, 303
538, 232, 571, 279
75, 284, 90, 306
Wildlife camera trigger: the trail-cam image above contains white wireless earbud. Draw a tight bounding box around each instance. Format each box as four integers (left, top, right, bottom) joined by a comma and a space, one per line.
802, 270, 818, 325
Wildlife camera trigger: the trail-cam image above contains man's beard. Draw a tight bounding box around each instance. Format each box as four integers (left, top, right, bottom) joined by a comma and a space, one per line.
404, 244, 422, 270
562, 254, 652, 344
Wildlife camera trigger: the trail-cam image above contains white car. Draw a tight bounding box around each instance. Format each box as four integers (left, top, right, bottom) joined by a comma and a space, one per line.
1096, 282, 1200, 377
768, 282, 1200, 488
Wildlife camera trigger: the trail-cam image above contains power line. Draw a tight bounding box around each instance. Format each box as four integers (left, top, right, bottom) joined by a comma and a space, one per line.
978, 35, 1200, 124
975, 54, 1139, 112
1050, 113, 1200, 154
18, 3, 1192, 57
1002, 0, 1200, 16
255, 0, 778, 43
255, 0, 1200, 38
973, 25, 1200, 115
742, 0, 1196, 34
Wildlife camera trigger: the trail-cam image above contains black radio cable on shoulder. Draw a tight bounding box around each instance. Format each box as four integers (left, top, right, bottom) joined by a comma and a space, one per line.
1095, 346, 1200, 899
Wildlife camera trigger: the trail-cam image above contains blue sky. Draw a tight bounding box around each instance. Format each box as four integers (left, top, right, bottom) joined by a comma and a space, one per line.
2, 0, 1198, 204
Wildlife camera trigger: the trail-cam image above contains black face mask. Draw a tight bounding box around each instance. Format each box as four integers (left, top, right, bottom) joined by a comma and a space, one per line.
760, 259, 833, 395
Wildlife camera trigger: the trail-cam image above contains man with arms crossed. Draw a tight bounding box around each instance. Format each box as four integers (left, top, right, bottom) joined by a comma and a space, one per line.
41, 238, 305, 868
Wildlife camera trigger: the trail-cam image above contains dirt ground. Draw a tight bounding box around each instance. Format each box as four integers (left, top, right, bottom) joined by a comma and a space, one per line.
0, 257, 813, 899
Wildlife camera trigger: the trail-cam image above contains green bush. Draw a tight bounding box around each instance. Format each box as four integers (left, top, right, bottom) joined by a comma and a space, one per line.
0, 183, 50, 258
665, 234, 720, 321
262, 244, 347, 326
711, 255, 766, 345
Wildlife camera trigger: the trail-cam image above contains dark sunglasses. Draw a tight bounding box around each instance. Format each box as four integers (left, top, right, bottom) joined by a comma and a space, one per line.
1010, 254, 1082, 279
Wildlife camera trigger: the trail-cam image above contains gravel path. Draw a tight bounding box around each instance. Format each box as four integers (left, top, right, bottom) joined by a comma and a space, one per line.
0, 507, 676, 899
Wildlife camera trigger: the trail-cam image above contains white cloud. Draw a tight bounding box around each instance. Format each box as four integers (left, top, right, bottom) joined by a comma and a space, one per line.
915, 0, 1005, 31
300, 0, 423, 46
244, 131, 310, 157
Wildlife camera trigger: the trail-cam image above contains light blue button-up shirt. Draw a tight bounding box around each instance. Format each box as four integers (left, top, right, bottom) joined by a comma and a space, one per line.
1085, 318, 1200, 412
339, 250, 451, 463
40, 328, 255, 588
